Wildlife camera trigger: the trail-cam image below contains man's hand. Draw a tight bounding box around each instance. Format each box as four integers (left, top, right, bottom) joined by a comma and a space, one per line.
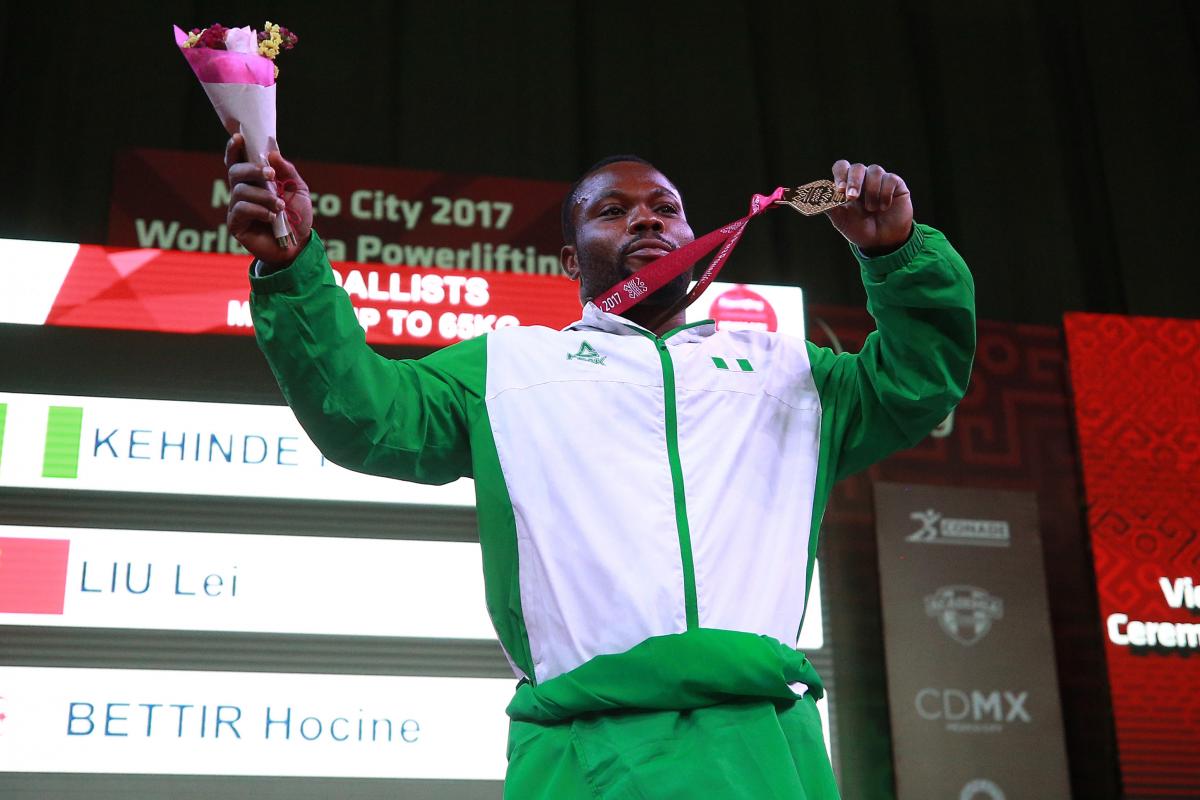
825, 160, 913, 256
225, 133, 314, 269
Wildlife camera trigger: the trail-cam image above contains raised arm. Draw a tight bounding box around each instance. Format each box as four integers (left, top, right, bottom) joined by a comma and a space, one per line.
808, 160, 976, 480
226, 136, 481, 484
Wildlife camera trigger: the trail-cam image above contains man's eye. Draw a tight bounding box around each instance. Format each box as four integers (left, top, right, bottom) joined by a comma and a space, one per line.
657, 205, 679, 215
599, 206, 625, 217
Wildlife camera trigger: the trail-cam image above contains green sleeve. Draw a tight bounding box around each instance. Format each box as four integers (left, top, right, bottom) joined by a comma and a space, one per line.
249, 231, 484, 485
806, 223, 976, 481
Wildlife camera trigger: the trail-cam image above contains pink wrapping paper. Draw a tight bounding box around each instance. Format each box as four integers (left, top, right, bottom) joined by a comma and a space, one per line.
173, 26, 275, 86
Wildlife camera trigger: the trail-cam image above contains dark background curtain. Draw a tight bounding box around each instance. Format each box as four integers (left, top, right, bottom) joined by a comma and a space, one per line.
2, 1, 1196, 326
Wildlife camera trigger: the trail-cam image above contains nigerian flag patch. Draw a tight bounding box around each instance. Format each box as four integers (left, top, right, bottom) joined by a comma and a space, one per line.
712, 356, 754, 372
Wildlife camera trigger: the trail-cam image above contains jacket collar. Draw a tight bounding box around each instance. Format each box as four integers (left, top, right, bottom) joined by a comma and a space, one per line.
563, 302, 716, 343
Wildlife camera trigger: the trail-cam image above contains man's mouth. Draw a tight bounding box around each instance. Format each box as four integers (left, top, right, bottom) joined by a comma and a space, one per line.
622, 237, 675, 262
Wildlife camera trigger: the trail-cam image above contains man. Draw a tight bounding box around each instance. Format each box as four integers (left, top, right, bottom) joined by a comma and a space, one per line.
226, 136, 975, 799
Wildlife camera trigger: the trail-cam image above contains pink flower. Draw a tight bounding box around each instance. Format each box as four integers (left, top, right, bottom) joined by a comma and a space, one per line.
224, 25, 258, 54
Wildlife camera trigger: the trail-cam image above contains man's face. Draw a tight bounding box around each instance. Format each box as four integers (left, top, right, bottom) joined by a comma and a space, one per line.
561, 161, 695, 310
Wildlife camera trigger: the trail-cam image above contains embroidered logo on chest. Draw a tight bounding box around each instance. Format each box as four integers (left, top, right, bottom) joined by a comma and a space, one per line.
567, 341, 607, 365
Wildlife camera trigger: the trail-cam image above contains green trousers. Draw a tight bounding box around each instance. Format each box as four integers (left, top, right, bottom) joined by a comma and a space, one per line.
504, 694, 840, 799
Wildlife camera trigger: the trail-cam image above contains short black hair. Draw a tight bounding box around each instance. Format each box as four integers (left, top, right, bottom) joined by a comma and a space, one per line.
560, 154, 658, 245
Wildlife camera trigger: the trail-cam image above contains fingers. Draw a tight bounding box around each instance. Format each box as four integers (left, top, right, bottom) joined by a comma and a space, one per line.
232, 182, 285, 212
267, 151, 308, 192
862, 164, 885, 211
845, 163, 867, 201
228, 199, 278, 234
226, 138, 303, 193
227, 176, 287, 238
226, 133, 275, 192
224, 134, 245, 170
830, 160, 908, 210
831, 160, 850, 193
228, 161, 273, 187
878, 172, 909, 212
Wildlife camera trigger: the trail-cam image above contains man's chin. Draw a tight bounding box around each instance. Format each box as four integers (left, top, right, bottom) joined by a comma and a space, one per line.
642, 284, 688, 311
594, 263, 689, 312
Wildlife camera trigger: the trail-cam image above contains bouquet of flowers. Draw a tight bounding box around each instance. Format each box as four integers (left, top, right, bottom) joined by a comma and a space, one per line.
173, 22, 300, 247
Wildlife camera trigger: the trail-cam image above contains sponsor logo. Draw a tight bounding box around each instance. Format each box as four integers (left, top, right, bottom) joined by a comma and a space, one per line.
686, 281, 804, 338
906, 509, 1011, 547
566, 341, 606, 366
711, 356, 754, 373
961, 778, 1005, 800
915, 688, 1031, 734
622, 276, 648, 300
707, 285, 778, 332
924, 585, 1004, 646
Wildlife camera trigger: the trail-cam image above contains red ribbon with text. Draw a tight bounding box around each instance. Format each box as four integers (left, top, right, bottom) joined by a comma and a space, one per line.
591, 186, 786, 321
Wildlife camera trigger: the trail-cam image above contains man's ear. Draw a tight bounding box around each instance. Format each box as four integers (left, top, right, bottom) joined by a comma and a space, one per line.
560, 245, 579, 281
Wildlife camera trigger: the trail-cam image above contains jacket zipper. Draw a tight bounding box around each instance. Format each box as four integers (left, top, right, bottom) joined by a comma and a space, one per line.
651, 334, 699, 631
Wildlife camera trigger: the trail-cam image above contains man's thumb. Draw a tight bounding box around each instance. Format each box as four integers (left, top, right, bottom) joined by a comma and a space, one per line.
267, 150, 303, 185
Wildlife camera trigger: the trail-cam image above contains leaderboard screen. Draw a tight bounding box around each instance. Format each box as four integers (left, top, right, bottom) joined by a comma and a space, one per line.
0, 397, 513, 797
0, 241, 827, 799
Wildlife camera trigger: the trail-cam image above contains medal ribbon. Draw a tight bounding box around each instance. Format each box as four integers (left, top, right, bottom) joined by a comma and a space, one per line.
590, 186, 787, 322
272, 177, 301, 227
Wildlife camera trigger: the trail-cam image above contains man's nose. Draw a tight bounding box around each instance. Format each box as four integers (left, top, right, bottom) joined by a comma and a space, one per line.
627, 207, 664, 234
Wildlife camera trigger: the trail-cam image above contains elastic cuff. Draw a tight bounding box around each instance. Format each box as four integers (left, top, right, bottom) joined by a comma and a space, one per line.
851, 223, 927, 278
247, 230, 326, 294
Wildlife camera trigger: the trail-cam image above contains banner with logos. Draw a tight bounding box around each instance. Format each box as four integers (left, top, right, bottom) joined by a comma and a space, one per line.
0, 237, 804, 346
1064, 312, 1200, 797
873, 483, 1070, 800
0, 666, 510, 779
0, 391, 473, 505
107, 148, 570, 272
0, 525, 494, 639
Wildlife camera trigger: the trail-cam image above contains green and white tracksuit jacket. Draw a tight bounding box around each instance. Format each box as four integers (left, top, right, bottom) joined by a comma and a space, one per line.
250, 223, 975, 797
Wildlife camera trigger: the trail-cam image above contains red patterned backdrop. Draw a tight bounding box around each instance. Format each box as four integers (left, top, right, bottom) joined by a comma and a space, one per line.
1065, 313, 1200, 798
811, 305, 1119, 800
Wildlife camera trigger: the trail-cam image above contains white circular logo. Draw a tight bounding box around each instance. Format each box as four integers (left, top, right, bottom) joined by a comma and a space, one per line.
960, 778, 1005, 800
925, 585, 1005, 646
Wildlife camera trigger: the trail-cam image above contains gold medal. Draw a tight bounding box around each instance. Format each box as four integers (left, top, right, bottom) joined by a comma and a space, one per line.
775, 179, 847, 216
